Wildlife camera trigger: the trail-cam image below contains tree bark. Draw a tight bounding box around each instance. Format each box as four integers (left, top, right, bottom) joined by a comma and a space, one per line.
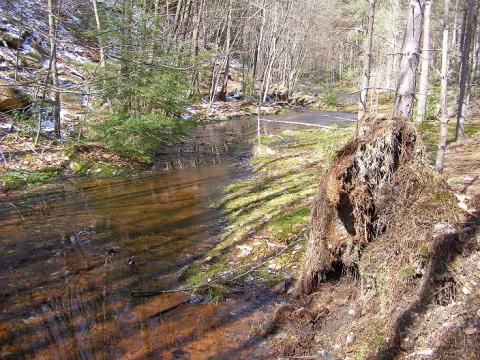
393, 0, 426, 119
47, 0, 61, 138
455, 0, 478, 140
416, 0, 433, 122
218, 0, 233, 101
435, 0, 451, 173
92, 0, 105, 67
358, 0, 377, 121
121, 0, 133, 113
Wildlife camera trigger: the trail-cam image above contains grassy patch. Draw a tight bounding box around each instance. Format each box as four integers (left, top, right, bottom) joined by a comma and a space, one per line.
417, 121, 480, 163
266, 206, 310, 244
186, 125, 354, 288
1, 167, 61, 191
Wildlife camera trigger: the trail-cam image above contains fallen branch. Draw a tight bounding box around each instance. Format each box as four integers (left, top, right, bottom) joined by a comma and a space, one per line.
260, 118, 344, 129
131, 287, 192, 297
7, 202, 24, 221
147, 298, 189, 319
229, 236, 305, 283
132, 234, 306, 298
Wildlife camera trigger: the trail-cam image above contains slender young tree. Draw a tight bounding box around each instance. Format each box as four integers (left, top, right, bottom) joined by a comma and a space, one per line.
92, 0, 105, 67
47, 0, 61, 138
218, 0, 233, 101
416, 0, 433, 122
358, 0, 377, 121
455, 0, 478, 139
393, 0, 426, 119
435, 0, 451, 172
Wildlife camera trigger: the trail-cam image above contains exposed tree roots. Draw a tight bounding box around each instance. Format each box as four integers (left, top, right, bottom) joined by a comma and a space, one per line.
298, 118, 418, 294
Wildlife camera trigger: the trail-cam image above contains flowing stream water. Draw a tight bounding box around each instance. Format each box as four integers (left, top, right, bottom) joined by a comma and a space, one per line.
0, 111, 354, 359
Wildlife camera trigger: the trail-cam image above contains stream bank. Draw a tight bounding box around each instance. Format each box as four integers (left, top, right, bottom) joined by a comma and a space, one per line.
0, 112, 355, 359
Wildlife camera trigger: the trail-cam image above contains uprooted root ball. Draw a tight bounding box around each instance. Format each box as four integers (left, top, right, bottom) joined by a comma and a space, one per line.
298, 118, 419, 294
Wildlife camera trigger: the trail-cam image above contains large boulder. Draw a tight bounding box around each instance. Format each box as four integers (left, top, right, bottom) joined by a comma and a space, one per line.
268, 84, 289, 101
0, 79, 29, 111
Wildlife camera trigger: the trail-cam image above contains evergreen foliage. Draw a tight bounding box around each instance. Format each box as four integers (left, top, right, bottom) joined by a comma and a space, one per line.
87, 6, 195, 162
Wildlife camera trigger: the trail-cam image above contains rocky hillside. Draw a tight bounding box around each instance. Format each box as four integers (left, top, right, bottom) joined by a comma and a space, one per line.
0, 0, 97, 129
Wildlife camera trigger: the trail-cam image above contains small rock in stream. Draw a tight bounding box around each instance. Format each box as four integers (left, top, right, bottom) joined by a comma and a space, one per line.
190, 294, 203, 304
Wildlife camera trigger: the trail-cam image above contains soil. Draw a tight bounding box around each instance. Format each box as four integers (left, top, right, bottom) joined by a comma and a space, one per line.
256, 118, 480, 360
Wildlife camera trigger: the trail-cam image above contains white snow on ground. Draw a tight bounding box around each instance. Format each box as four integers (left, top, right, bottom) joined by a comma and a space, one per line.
0, 0, 98, 131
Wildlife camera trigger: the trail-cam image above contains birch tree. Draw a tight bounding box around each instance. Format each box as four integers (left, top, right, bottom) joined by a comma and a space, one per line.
416, 0, 433, 122
435, 0, 451, 172
358, 0, 377, 121
393, 0, 426, 119
91, 0, 105, 67
455, 0, 478, 139
47, 0, 61, 138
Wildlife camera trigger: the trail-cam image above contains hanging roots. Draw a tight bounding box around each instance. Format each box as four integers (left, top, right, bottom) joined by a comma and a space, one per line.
297, 117, 419, 294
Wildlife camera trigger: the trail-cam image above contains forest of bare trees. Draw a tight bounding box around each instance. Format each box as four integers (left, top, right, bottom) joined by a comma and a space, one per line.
1, 1, 480, 358
0, 0, 479, 165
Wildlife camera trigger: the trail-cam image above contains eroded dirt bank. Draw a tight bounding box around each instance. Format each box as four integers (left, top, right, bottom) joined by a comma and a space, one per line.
256, 119, 480, 359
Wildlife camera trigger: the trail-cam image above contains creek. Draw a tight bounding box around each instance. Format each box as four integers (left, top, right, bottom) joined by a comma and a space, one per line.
0, 111, 354, 359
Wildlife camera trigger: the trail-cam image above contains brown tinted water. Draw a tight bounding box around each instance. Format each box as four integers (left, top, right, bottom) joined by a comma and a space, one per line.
0, 113, 354, 359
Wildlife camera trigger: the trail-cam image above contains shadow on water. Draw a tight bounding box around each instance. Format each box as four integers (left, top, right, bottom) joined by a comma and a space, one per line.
0, 113, 354, 359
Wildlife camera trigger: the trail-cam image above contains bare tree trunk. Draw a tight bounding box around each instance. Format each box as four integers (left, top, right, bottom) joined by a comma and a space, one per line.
451, 0, 459, 51
121, 0, 133, 113
456, 4, 467, 66
262, 3, 280, 102
48, 0, 61, 138
386, 0, 399, 89
435, 0, 451, 173
455, 0, 478, 140
393, 0, 426, 119
253, 0, 266, 81
472, 26, 480, 76
218, 0, 233, 101
358, 0, 376, 121
92, 0, 105, 67
416, 0, 433, 122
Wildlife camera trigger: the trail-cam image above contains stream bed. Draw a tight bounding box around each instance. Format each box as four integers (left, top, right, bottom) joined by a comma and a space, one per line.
0, 111, 354, 359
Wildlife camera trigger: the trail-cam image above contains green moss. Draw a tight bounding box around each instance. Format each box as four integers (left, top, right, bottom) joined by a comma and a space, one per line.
209, 284, 228, 302
399, 266, 415, 280
255, 269, 283, 286
375, 335, 386, 348
418, 246, 429, 259
1, 172, 27, 190
92, 163, 118, 177
267, 206, 310, 244
23, 154, 36, 163
70, 159, 93, 174
186, 126, 354, 287
1, 167, 60, 191
27, 167, 60, 187
185, 264, 205, 286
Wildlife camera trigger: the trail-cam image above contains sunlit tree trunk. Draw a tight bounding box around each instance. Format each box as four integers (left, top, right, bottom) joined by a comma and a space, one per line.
48, 0, 61, 138
435, 0, 451, 172
386, 0, 400, 89
358, 0, 376, 121
92, 0, 105, 67
121, 0, 133, 113
393, 0, 425, 119
455, 0, 478, 140
416, 0, 433, 122
218, 0, 233, 101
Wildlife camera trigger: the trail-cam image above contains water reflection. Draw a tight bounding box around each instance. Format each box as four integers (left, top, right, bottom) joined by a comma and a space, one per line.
0, 163, 242, 359
0, 114, 354, 359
